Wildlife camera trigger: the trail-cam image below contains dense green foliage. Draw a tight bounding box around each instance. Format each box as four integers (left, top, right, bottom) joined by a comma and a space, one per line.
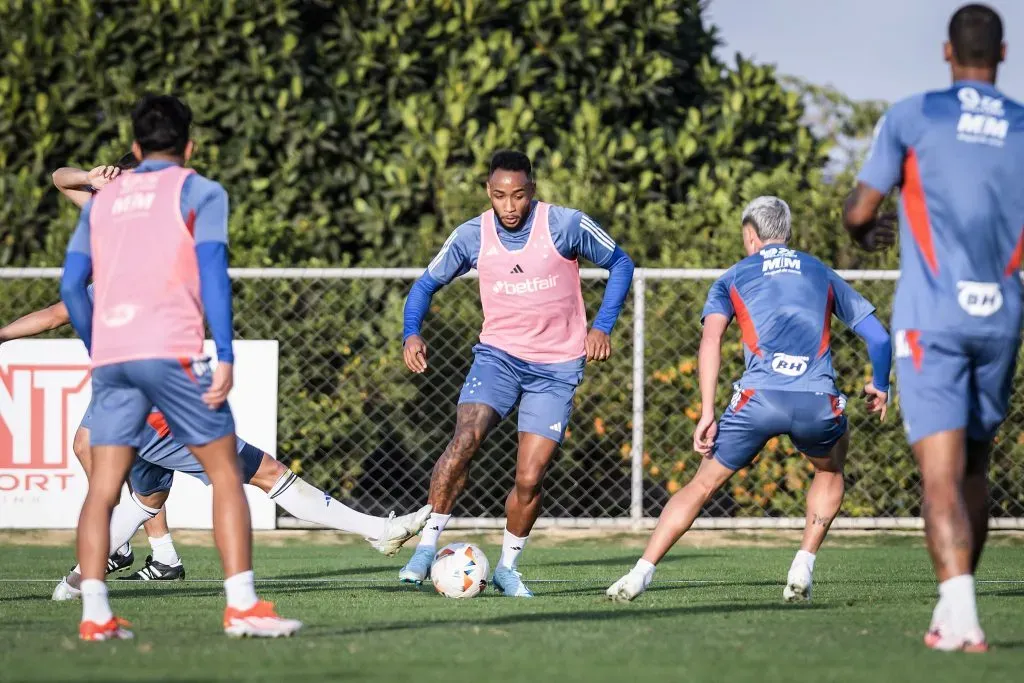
2, 0, 1021, 517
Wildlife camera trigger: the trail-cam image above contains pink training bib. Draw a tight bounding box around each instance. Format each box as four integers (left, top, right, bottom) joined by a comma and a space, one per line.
88, 166, 205, 367
477, 202, 587, 363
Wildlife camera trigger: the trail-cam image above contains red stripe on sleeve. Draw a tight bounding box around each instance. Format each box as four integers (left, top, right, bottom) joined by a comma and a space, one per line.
817, 284, 834, 358
729, 285, 762, 358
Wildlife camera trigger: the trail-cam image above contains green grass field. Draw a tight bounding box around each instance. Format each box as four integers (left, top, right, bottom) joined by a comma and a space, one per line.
1, 530, 1022, 682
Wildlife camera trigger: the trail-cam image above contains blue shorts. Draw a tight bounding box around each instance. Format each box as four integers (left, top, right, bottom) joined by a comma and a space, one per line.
713, 388, 848, 471
895, 331, 1020, 445
458, 344, 584, 443
89, 357, 234, 448
129, 436, 265, 496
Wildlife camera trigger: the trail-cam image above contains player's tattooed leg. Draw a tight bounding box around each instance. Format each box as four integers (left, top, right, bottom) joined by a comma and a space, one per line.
427, 403, 500, 513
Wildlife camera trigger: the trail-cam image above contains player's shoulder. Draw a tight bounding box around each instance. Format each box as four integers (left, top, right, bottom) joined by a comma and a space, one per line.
187, 171, 229, 194
452, 214, 482, 239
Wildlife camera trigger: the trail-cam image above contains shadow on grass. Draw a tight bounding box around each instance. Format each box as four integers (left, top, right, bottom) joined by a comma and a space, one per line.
308, 601, 828, 637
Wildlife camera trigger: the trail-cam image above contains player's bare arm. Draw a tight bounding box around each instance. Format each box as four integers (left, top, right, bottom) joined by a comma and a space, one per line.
695, 313, 729, 455
52, 166, 123, 209
0, 301, 71, 343
842, 183, 897, 252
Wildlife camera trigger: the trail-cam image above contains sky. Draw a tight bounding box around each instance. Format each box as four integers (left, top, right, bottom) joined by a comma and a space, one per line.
707, 0, 1024, 103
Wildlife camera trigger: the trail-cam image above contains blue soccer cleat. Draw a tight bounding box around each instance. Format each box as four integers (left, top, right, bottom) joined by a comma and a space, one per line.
492, 566, 534, 598
398, 545, 435, 585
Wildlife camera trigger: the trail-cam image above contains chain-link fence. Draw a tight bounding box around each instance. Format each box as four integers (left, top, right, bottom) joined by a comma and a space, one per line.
3, 268, 1023, 528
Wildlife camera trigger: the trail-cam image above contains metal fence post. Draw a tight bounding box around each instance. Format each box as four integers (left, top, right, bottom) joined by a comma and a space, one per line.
630, 271, 646, 527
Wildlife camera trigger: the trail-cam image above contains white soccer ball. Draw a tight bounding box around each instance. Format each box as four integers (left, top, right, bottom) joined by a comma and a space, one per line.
430, 542, 490, 599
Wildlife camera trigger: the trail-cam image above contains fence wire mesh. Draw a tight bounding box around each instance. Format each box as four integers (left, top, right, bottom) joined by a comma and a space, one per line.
3, 269, 1023, 525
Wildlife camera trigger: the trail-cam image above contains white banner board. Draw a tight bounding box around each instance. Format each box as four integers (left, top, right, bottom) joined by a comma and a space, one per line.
0, 339, 279, 529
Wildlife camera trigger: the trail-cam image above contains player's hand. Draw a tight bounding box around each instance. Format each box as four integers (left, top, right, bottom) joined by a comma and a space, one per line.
203, 362, 234, 409
693, 413, 718, 456
863, 383, 888, 422
86, 165, 122, 190
404, 335, 428, 374
585, 328, 611, 363
854, 212, 897, 252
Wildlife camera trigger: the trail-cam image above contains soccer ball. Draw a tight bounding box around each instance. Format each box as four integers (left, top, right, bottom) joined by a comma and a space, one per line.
430, 542, 490, 599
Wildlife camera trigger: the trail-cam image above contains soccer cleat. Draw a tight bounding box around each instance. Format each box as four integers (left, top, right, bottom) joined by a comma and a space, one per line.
606, 571, 649, 603
119, 555, 185, 581
79, 617, 134, 641
369, 504, 433, 557
398, 545, 435, 585
925, 627, 989, 653
924, 600, 948, 648
52, 575, 82, 601
783, 562, 813, 603
106, 545, 134, 574
224, 600, 302, 638
492, 566, 534, 598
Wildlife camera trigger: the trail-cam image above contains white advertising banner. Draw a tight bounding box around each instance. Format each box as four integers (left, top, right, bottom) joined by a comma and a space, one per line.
0, 339, 279, 529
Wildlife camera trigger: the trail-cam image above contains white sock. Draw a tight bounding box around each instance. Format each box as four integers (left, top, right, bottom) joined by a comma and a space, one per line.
68, 494, 160, 577
939, 574, 980, 632
80, 579, 113, 624
793, 549, 816, 572
498, 529, 529, 569
633, 558, 656, 586
417, 512, 451, 549
268, 472, 387, 539
109, 493, 159, 555
149, 534, 182, 567
224, 570, 258, 611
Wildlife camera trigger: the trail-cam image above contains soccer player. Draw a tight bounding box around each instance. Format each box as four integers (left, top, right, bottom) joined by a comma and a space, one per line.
843, 4, 1022, 652
45, 152, 181, 580
60, 94, 299, 639
606, 196, 890, 603
398, 150, 634, 596
51, 416, 431, 598
1, 296, 430, 596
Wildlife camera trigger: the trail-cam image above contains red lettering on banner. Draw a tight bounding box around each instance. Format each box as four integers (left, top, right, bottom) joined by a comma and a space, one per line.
0, 364, 90, 469
25, 474, 48, 491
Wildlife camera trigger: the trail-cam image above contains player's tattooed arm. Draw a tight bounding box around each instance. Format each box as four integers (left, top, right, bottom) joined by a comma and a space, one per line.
0, 302, 71, 344
428, 403, 501, 512
842, 183, 896, 252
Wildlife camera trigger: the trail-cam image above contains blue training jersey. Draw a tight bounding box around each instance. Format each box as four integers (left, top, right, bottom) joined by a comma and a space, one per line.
703, 247, 875, 394
858, 81, 1024, 338
426, 201, 621, 283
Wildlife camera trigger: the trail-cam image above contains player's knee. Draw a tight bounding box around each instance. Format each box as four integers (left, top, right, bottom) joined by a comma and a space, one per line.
514, 469, 544, 498
249, 455, 287, 491
72, 430, 90, 465
136, 490, 168, 510
449, 428, 483, 460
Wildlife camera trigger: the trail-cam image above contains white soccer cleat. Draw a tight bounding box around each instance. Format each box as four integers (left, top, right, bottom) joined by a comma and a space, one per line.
783, 562, 813, 603
369, 504, 433, 557
223, 601, 302, 638
606, 571, 649, 603
52, 576, 82, 601
926, 627, 988, 653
